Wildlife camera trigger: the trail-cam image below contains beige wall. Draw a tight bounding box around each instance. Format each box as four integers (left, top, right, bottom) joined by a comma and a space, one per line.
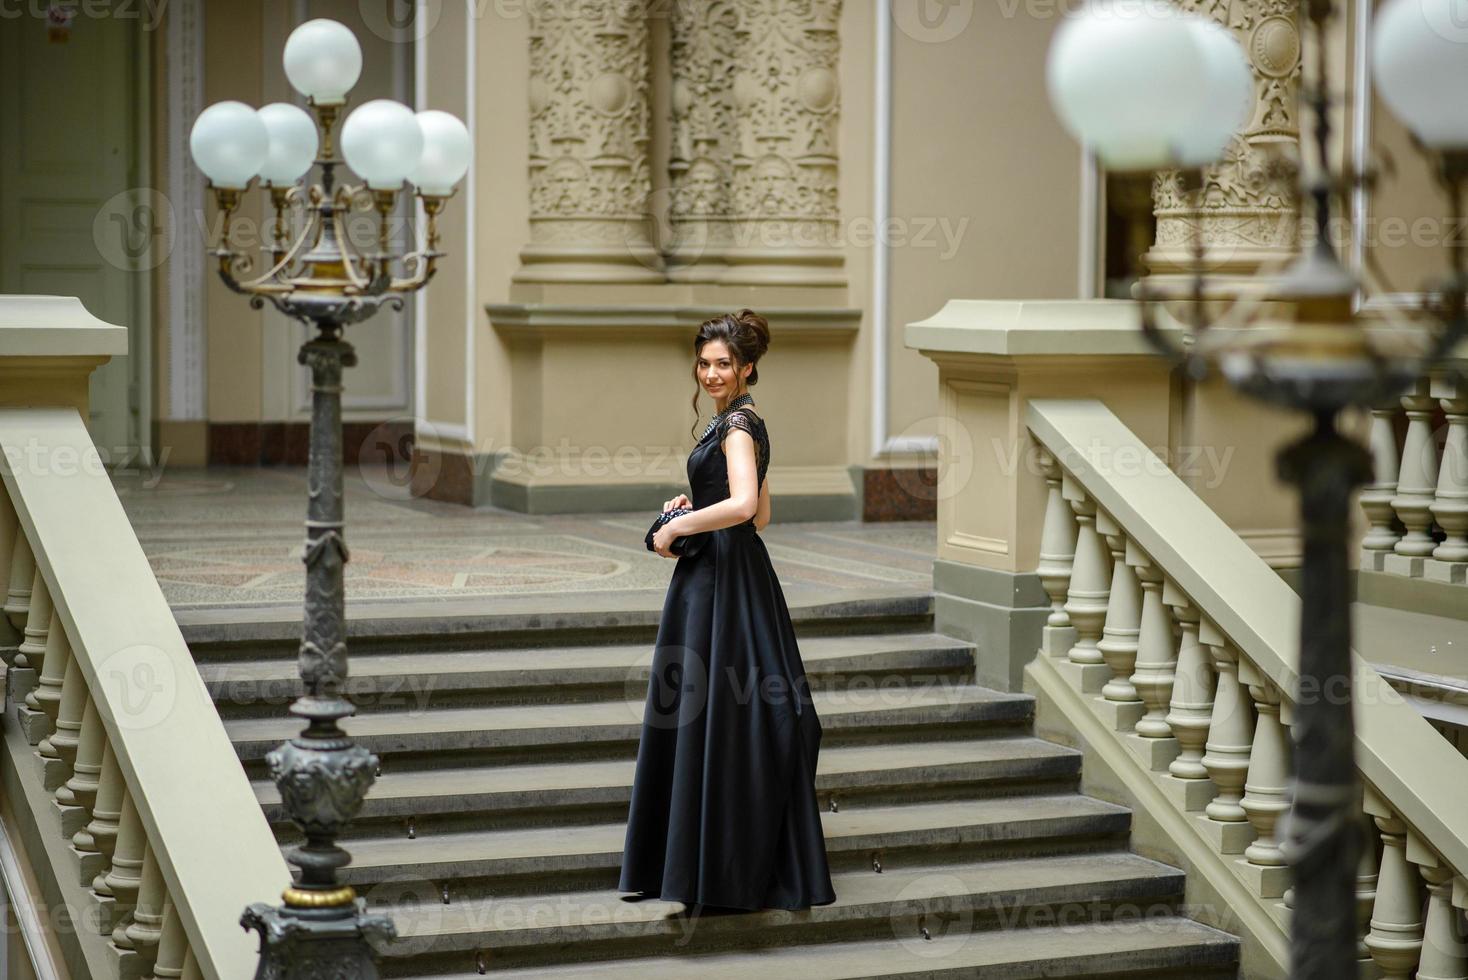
473, 3, 528, 457
201, 0, 266, 424
883, 4, 1085, 460
412, 0, 479, 456
176, 0, 416, 430
152, 3, 1450, 496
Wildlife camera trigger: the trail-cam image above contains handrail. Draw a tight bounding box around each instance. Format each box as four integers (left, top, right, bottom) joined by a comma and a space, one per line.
1026, 396, 1468, 976
0, 407, 288, 979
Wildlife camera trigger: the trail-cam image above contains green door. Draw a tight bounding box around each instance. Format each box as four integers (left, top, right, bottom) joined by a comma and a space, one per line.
0, 6, 145, 459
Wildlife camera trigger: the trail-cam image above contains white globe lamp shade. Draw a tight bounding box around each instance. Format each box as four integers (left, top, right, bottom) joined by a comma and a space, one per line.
408, 110, 471, 196
190, 101, 269, 190
1172, 17, 1254, 167
257, 103, 319, 186
1373, 0, 1468, 148
340, 99, 424, 190
1046, 1, 1209, 171
283, 19, 362, 105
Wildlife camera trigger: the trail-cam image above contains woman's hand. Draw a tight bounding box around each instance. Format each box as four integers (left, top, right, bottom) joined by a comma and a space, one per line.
652, 519, 681, 558
662, 493, 691, 513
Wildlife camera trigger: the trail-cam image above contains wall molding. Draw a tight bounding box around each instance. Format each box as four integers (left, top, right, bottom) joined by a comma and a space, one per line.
165, 0, 206, 421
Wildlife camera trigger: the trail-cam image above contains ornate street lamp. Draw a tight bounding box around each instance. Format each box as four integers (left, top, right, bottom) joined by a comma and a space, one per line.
189, 17, 470, 978
1047, 1, 1465, 976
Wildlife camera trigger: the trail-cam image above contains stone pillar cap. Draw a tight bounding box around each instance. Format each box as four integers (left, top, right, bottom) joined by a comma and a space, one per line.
0, 295, 127, 357
906, 298, 1183, 357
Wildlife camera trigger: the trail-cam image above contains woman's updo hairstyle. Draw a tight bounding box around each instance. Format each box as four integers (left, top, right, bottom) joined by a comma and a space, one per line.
689, 309, 770, 436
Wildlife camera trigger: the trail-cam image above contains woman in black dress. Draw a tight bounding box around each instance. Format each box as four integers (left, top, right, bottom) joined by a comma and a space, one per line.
618, 309, 836, 913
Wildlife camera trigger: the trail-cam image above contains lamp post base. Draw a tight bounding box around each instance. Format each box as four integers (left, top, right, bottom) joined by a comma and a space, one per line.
240, 901, 396, 980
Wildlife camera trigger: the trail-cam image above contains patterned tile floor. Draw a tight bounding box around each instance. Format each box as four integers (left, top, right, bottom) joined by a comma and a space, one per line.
112, 466, 936, 612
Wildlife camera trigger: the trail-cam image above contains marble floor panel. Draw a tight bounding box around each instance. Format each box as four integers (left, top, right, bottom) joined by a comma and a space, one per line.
112, 466, 936, 611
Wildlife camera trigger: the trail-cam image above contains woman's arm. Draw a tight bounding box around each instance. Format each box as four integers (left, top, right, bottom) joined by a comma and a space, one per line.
753, 476, 770, 531
665, 427, 759, 535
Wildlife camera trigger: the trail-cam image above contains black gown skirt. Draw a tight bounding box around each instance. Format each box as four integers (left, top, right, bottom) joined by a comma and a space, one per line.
618, 408, 836, 911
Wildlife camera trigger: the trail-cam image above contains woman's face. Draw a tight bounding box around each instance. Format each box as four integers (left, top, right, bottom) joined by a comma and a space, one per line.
696, 339, 749, 400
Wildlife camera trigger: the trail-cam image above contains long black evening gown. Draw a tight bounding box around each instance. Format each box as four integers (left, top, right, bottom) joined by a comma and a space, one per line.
618, 407, 836, 911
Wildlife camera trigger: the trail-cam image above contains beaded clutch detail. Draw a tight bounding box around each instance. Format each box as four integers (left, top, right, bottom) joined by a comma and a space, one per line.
645, 507, 708, 558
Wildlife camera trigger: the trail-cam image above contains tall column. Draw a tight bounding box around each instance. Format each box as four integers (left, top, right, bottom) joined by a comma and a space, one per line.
729, 0, 842, 285
1144, 0, 1301, 294
515, 0, 662, 284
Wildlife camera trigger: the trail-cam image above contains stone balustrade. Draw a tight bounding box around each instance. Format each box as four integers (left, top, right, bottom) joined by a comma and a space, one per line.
0, 297, 287, 980
1026, 397, 1468, 979
1361, 371, 1468, 585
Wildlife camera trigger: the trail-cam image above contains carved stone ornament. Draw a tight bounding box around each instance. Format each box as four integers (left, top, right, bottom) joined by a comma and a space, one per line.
667, 1, 741, 261
525, 0, 654, 249
1147, 0, 1302, 279
728, 0, 842, 249
665, 0, 844, 282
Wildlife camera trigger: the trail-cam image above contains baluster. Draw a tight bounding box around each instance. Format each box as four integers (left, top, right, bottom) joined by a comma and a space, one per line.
1164, 592, 1215, 788
105, 791, 146, 940
80, 741, 122, 892
35, 614, 74, 786
30, 606, 67, 714
14, 566, 46, 669
150, 900, 186, 979
1430, 375, 1468, 579
1357, 810, 1380, 967
60, 694, 102, 811
1365, 808, 1425, 979
44, 652, 86, 823
1036, 449, 1078, 658
1095, 518, 1142, 713
3, 531, 33, 633
1199, 623, 1255, 853
180, 947, 201, 980
1238, 674, 1290, 897
1128, 554, 1176, 740
0, 492, 16, 640
1417, 860, 1468, 980
1361, 400, 1404, 568
123, 843, 166, 973
13, 569, 50, 737
1062, 483, 1110, 667
1391, 378, 1440, 565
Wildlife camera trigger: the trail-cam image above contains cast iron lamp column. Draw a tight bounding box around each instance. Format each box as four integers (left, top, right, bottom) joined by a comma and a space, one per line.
1046, 0, 1467, 975
188, 17, 471, 978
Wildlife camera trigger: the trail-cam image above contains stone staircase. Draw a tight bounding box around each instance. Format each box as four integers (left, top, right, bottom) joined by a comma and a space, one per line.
182, 596, 1239, 978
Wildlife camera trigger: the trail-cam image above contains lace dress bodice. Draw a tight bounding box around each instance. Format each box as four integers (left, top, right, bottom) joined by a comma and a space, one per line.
688, 407, 769, 522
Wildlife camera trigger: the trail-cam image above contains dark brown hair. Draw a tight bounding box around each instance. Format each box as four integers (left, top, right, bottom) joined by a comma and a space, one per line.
689, 309, 770, 438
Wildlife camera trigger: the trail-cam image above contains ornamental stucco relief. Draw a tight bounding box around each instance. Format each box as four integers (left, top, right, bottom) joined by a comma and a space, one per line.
526, 1, 652, 242
1151, 0, 1302, 262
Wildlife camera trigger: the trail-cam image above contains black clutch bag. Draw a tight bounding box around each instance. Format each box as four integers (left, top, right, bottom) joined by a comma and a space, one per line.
645, 506, 708, 558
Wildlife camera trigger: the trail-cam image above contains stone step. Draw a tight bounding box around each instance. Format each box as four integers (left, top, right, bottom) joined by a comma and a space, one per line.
201, 631, 979, 716
330, 795, 1132, 896
227, 683, 1034, 762
377, 851, 1188, 964
177, 590, 936, 659
441, 917, 1238, 978
254, 736, 1082, 825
